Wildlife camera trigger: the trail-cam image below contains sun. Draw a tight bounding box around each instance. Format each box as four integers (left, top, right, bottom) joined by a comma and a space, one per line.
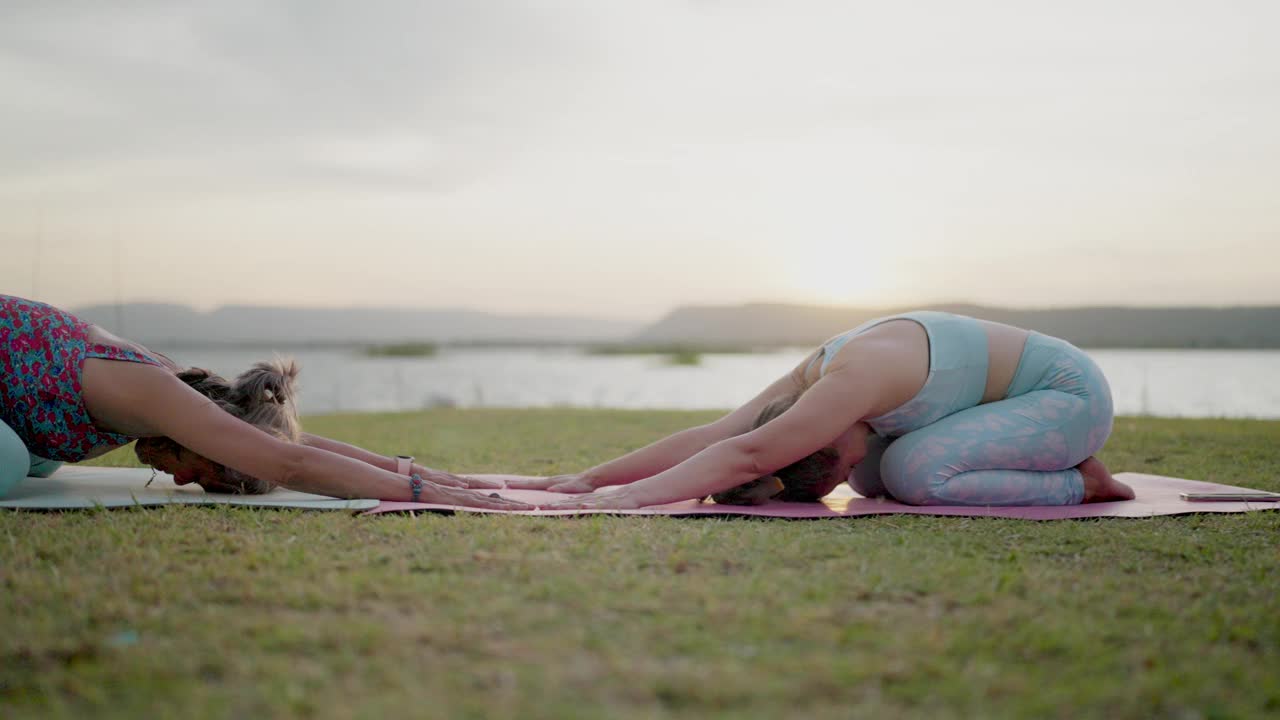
783, 242, 895, 307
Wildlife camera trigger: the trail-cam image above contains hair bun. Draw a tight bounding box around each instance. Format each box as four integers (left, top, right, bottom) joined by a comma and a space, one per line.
232, 357, 299, 408
175, 367, 232, 402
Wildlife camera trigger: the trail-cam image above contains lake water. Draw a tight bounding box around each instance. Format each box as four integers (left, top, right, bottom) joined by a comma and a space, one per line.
155, 346, 1280, 420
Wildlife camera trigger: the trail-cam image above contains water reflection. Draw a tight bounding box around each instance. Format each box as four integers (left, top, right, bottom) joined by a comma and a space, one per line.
157, 346, 1280, 419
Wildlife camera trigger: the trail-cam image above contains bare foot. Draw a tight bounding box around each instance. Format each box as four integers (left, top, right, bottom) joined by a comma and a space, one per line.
1078, 456, 1135, 503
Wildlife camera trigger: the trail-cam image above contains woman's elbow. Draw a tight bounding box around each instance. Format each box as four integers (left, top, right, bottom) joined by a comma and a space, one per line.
712, 438, 769, 479
269, 442, 310, 489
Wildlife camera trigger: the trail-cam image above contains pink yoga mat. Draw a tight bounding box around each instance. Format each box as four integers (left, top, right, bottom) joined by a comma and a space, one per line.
368, 472, 1279, 519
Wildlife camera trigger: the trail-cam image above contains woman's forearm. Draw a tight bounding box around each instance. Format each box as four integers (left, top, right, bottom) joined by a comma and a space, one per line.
585, 425, 722, 487
282, 444, 413, 500
621, 441, 760, 507
301, 433, 395, 473
281, 446, 532, 510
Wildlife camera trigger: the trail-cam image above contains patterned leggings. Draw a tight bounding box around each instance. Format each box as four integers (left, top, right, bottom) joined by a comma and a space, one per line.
0, 418, 62, 499
850, 333, 1113, 506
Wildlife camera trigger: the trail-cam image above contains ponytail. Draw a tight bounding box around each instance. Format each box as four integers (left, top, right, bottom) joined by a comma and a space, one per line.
230, 357, 301, 443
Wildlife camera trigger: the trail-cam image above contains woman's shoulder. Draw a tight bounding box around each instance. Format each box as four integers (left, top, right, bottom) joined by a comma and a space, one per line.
85, 326, 178, 370
825, 318, 929, 375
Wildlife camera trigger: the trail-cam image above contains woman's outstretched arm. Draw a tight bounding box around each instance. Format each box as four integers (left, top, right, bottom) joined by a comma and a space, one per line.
507, 352, 819, 492
300, 434, 397, 472
300, 433, 502, 489
543, 366, 875, 509
85, 361, 530, 509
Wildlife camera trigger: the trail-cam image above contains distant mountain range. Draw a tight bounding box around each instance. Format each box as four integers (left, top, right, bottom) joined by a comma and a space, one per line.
72, 301, 1280, 349
72, 303, 642, 345
631, 303, 1280, 349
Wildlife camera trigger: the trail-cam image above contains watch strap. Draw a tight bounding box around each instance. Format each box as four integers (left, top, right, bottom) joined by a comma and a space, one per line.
395, 455, 414, 476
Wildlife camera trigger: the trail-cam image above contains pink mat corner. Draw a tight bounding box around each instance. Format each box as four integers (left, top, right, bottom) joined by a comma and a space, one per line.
365, 472, 1280, 519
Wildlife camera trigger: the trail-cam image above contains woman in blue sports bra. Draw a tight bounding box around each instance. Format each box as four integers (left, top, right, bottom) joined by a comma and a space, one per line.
516, 311, 1135, 509
0, 295, 529, 510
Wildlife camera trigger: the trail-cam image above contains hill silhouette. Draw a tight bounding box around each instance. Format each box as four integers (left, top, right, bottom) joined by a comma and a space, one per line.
630, 303, 1280, 349
72, 303, 641, 346
69, 301, 1280, 349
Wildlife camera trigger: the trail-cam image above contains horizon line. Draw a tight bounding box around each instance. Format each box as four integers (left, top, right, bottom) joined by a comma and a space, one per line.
68, 297, 1280, 319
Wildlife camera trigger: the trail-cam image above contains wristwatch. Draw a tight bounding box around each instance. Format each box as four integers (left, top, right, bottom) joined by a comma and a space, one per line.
395, 455, 415, 476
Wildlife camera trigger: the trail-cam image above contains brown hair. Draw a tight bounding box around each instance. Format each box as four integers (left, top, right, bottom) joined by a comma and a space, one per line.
710, 393, 840, 505
136, 358, 301, 494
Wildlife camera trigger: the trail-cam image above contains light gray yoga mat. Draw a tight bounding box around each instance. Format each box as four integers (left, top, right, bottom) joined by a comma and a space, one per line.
371, 473, 1280, 519
0, 466, 378, 511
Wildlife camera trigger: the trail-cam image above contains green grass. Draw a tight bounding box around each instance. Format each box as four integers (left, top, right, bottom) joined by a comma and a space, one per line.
2, 412, 1278, 719
663, 350, 703, 366
363, 342, 438, 358
586, 344, 755, 355
586, 344, 772, 366
586, 346, 710, 367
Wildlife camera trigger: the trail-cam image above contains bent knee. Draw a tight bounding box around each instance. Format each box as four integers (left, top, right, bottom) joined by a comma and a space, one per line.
27, 456, 63, 478
848, 434, 892, 498
0, 435, 33, 500
0, 457, 26, 499
879, 435, 945, 505
848, 466, 887, 498
881, 473, 948, 506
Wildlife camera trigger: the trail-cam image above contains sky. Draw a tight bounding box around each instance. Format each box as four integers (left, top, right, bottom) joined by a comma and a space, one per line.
1, 0, 1277, 320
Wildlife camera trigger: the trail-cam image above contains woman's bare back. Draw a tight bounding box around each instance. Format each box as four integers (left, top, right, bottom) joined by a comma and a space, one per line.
810, 317, 1031, 418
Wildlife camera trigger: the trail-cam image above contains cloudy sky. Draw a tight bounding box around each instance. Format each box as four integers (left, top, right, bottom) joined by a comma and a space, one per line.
1, 0, 1276, 319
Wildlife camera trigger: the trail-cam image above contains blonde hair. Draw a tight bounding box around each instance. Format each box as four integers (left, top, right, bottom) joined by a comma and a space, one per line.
225, 358, 301, 443
710, 392, 841, 505
137, 357, 301, 493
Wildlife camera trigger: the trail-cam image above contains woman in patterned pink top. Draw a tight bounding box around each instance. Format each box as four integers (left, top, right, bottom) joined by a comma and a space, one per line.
0, 295, 528, 509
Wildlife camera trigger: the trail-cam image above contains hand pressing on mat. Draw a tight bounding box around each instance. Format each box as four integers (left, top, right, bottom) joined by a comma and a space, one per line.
539, 484, 644, 510
412, 464, 504, 490
421, 482, 534, 510
504, 474, 598, 493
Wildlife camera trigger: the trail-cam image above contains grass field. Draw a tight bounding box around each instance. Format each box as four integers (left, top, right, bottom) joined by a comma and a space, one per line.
2, 411, 1278, 719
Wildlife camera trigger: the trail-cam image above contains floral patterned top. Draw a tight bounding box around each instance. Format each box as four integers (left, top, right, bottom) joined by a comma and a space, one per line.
1, 295, 165, 462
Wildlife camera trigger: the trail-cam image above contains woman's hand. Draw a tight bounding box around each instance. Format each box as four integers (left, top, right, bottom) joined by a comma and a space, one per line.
503, 474, 599, 493
412, 464, 504, 490
418, 480, 534, 510
539, 484, 643, 510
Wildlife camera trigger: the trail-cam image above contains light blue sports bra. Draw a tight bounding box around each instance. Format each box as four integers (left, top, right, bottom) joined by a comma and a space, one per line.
803, 311, 991, 437
806, 314, 915, 376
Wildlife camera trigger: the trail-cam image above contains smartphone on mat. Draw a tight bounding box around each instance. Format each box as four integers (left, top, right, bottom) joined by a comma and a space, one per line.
1179, 492, 1280, 502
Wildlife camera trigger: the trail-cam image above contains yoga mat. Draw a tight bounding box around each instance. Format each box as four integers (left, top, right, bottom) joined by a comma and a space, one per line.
0, 466, 378, 511
369, 473, 1280, 519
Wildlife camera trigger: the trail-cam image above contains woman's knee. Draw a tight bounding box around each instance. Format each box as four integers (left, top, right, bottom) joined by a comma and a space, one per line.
848, 433, 892, 498
878, 432, 943, 505
27, 455, 63, 478
0, 422, 31, 498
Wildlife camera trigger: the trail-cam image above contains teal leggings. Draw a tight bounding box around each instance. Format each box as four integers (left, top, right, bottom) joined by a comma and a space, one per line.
849, 333, 1112, 506
0, 418, 63, 499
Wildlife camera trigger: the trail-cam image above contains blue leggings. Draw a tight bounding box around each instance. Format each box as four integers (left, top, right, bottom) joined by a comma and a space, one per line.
850, 333, 1113, 506
0, 418, 63, 499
